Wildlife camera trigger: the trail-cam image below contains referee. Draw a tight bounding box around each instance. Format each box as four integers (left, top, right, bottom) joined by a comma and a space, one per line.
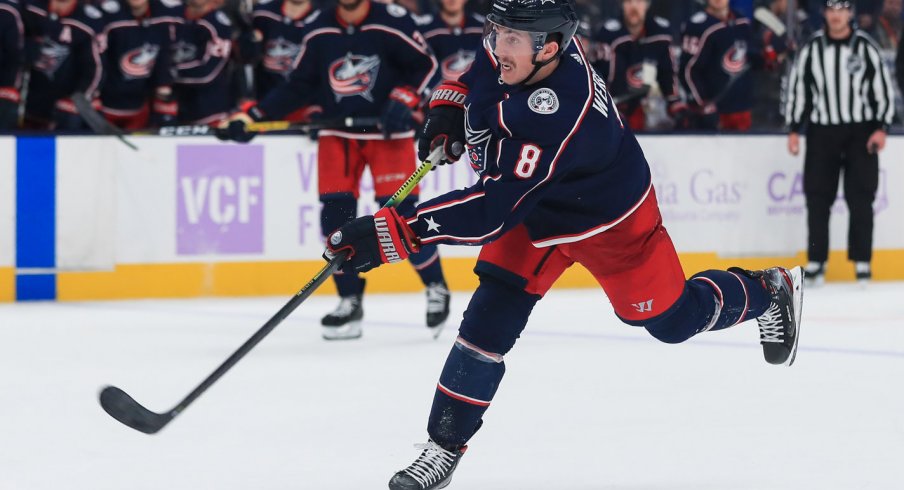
785, 0, 895, 286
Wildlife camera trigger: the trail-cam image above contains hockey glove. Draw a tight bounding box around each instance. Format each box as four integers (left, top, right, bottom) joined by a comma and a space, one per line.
324, 207, 419, 274
418, 80, 467, 167
217, 104, 265, 142
381, 86, 419, 138
0, 87, 20, 129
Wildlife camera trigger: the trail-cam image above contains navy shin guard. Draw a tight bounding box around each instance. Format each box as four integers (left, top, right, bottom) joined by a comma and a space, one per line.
644, 270, 770, 344
428, 338, 505, 450
321, 193, 363, 297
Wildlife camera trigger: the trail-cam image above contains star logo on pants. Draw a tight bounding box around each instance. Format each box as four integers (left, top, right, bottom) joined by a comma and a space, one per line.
424, 216, 441, 233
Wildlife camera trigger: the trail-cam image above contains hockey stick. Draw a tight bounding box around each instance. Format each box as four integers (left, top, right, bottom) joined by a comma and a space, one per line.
691, 65, 751, 114
98, 145, 446, 435
140, 116, 382, 137
754, 7, 787, 37
72, 92, 139, 151
612, 85, 651, 106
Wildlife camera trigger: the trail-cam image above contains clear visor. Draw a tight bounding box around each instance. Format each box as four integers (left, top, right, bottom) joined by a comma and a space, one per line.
484, 21, 548, 58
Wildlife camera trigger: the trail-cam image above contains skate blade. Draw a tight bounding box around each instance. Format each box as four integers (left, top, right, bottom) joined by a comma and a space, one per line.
322, 321, 362, 341
785, 266, 803, 367
427, 321, 447, 340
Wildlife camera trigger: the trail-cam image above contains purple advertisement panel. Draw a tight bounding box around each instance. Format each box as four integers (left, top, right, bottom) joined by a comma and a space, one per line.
177, 145, 264, 255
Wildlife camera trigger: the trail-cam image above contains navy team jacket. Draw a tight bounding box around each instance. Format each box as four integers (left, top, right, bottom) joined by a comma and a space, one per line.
679, 9, 753, 114
0, 0, 25, 96
406, 40, 653, 248
415, 10, 484, 89
172, 6, 234, 123
251, 0, 317, 100
256, 0, 437, 140
99, 0, 182, 111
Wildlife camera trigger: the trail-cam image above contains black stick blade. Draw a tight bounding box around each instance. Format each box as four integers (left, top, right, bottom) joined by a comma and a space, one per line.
99, 386, 172, 434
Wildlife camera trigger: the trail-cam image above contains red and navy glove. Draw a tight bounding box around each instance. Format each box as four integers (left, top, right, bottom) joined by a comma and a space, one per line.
381, 86, 420, 138
324, 207, 419, 274
418, 80, 467, 166
216, 104, 265, 142
151, 86, 178, 127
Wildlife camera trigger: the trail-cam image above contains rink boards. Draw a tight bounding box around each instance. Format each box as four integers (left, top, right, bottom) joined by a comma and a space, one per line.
2, 134, 903, 301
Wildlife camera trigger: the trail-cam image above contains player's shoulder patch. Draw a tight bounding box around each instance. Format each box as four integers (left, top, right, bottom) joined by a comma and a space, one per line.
654, 16, 670, 29
690, 11, 707, 24
386, 3, 408, 18
159, 0, 182, 8
411, 13, 433, 26
527, 87, 559, 115
604, 18, 621, 32
100, 0, 119, 14
570, 52, 584, 66
83, 4, 102, 19
216, 10, 232, 26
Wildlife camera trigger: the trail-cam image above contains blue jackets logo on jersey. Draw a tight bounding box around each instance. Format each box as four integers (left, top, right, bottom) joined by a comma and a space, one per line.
263, 37, 301, 74
440, 50, 476, 81
528, 88, 559, 114
35, 40, 70, 79
120, 44, 159, 79
328, 53, 381, 102
722, 40, 747, 74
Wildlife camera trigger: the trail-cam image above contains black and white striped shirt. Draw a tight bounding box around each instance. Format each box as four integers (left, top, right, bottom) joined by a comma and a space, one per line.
786, 29, 895, 132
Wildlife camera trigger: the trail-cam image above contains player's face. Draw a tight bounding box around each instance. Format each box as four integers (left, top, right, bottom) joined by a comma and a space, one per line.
825, 5, 853, 30
127, 0, 149, 11
488, 25, 541, 84
622, 0, 649, 28
706, 0, 730, 11
441, 0, 467, 15
49, 0, 76, 14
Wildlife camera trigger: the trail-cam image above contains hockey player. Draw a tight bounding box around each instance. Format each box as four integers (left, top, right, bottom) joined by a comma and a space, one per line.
248, 0, 320, 122
0, 0, 24, 129
173, 0, 234, 124
679, 0, 754, 131
220, 0, 451, 340
98, 0, 183, 129
591, 0, 686, 130
416, 0, 484, 85
321, 0, 804, 487
22, 0, 104, 129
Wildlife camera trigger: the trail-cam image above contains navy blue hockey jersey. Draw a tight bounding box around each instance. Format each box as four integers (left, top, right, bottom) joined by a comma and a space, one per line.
256, 0, 437, 139
99, 0, 182, 112
251, 0, 317, 100
415, 11, 483, 86
23, 0, 104, 119
592, 14, 680, 108
406, 40, 652, 248
679, 9, 752, 113
173, 6, 234, 123
0, 0, 24, 94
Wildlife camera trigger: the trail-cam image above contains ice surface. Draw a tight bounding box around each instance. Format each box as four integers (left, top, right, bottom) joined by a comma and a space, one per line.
1, 283, 903, 490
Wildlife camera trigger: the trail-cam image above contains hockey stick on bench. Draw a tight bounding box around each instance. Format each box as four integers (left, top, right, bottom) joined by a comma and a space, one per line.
72, 92, 139, 151
140, 116, 382, 137
98, 145, 447, 435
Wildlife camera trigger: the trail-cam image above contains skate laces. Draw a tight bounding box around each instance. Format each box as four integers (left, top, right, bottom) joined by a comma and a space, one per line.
757, 303, 785, 343
426, 284, 449, 314
402, 441, 456, 488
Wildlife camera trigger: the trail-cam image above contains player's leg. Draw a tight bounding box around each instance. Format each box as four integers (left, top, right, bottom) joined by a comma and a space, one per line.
566, 187, 801, 365
367, 138, 451, 333
802, 125, 844, 285
318, 136, 367, 340
389, 226, 572, 490
842, 124, 880, 282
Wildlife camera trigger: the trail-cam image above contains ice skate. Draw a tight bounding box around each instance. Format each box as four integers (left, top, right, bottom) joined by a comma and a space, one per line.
855, 262, 871, 286
425, 282, 451, 338
321, 294, 363, 340
388, 440, 466, 490
730, 266, 803, 366
803, 261, 825, 287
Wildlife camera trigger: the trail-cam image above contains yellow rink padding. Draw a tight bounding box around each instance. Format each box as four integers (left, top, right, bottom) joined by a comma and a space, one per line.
50, 248, 904, 301
0, 267, 13, 301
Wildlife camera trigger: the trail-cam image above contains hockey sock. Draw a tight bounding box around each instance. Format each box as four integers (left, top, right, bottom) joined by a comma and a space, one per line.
644, 270, 769, 343
321, 193, 364, 297
378, 196, 446, 285
428, 338, 505, 450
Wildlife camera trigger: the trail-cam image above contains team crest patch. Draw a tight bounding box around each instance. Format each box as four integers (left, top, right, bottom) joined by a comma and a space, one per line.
528, 88, 559, 114
846, 54, 864, 74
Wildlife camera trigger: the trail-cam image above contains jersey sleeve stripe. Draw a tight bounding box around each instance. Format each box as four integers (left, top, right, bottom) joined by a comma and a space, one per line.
684, 22, 725, 105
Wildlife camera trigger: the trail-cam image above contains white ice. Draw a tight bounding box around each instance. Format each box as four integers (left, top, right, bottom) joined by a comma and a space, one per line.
1, 283, 903, 490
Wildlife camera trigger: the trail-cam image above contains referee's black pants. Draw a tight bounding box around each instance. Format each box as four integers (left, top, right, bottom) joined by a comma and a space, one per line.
804, 123, 879, 263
